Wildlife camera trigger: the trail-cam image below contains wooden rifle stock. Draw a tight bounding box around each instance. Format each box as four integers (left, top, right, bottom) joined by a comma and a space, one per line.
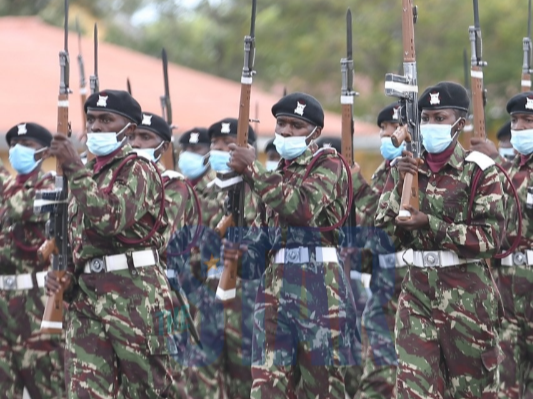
391, 124, 410, 148
471, 65, 486, 139
37, 237, 57, 264
41, 270, 66, 334
215, 214, 235, 238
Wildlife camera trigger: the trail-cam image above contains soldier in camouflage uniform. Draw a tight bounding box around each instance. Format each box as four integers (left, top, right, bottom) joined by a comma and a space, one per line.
225, 92, 359, 398
45, 90, 180, 398
130, 112, 202, 396
376, 82, 505, 399
186, 118, 261, 399
0, 123, 65, 399
315, 135, 369, 398
471, 91, 533, 399
352, 103, 407, 399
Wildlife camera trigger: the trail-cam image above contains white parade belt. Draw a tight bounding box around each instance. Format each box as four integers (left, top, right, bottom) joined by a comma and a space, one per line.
380, 249, 479, 268
349, 271, 372, 288
273, 247, 338, 264
83, 249, 157, 274
0, 271, 47, 290
500, 250, 533, 267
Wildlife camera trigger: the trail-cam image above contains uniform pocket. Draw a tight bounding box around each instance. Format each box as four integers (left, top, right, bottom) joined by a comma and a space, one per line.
481, 345, 504, 372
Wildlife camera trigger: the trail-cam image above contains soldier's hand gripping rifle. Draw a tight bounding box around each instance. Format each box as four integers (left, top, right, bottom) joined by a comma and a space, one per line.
522, 0, 533, 92
340, 9, 359, 278
35, 0, 72, 334
215, 0, 257, 302
384, 0, 421, 221
160, 48, 176, 171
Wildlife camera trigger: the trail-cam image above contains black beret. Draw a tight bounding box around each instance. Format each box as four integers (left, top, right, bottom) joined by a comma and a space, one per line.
316, 136, 341, 153
271, 92, 324, 128
6, 122, 53, 147
496, 120, 512, 140
179, 127, 210, 146
418, 82, 470, 112
84, 89, 143, 125
207, 117, 256, 145
137, 112, 171, 142
265, 138, 277, 153
377, 103, 403, 127
506, 91, 533, 115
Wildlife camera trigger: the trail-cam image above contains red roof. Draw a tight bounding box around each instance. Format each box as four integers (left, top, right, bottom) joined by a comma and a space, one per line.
0, 17, 376, 140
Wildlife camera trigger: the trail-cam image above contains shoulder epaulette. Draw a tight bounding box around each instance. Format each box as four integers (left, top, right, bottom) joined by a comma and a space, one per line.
162, 170, 185, 180
465, 151, 496, 171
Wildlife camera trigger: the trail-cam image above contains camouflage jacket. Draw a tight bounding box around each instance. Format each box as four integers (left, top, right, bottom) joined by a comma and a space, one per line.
375, 143, 505, 259
493, 153, 533, 251
352, 159, 390, 227
0, 169, 54, 274
240, 144, 349, 278
64, 144, 171, 273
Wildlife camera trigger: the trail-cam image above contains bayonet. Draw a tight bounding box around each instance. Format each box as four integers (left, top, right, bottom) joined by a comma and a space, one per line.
160, 48, 172, 126
127, 78, 132, 95
76, 17, 87, 134
523, 0, 532, 91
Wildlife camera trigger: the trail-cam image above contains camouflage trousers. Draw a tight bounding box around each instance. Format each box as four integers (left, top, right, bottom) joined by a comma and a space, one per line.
395, 263, 503, 399
250, 260, 360, 399
0, 287, 65, 399
494, 264, 533, 399
64, 266, 180, 399
356, 266, 407, 399
186, 277, 258, 399
345, 275, 371, 398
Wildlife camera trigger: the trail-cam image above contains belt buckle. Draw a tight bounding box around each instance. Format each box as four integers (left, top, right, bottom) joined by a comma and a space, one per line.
285, 248, 301, 263
90, 258, 106, 273
423, 252, 439, 267
3, 275, 16, 290
513, 251, 526, 266
382, 254, 396, 268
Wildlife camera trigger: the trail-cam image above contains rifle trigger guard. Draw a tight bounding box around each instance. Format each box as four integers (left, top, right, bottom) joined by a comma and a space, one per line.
413, 6, 418, 23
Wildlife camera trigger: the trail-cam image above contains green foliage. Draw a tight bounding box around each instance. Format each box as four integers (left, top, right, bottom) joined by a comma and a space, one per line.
1, 0, 530, 133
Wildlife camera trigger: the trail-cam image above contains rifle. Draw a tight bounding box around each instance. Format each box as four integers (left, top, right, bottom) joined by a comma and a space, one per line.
384, 0, 421, 221
469, 0, 488, 141
160, 48, 176, 170
340, 9, 359, 278
215, 0, 257, 302
75, 17, 87, 136
35, 0, 72, 334
522, 0, 533, 92
127, 77, 132, 95
463, 48, 474, 133
89, 23, 99, 95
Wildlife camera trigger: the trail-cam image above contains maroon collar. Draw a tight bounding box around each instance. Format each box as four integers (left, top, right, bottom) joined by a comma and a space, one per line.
93, 147, 123, 174
425, 144, 455, 173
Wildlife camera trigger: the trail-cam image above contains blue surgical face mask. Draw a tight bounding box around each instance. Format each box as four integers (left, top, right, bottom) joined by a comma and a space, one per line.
511, 129, 533, 155
273, 126, 317, 160
266, 160, 279, 171
209, 150, 232, 173
179, 151, 208, 179
9, 144, 43, 175
380, 137, 405, 160
421, 119, 460, 154
86, 123, 131, 157
499, 147, 516, 160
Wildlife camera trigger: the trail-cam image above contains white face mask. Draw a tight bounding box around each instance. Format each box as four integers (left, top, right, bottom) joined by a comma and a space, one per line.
266, 160, 279, 171
86, 123, 131, 157
132, 141, 166, 163
273, 126, 317, 160
421, 119, 461, 154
